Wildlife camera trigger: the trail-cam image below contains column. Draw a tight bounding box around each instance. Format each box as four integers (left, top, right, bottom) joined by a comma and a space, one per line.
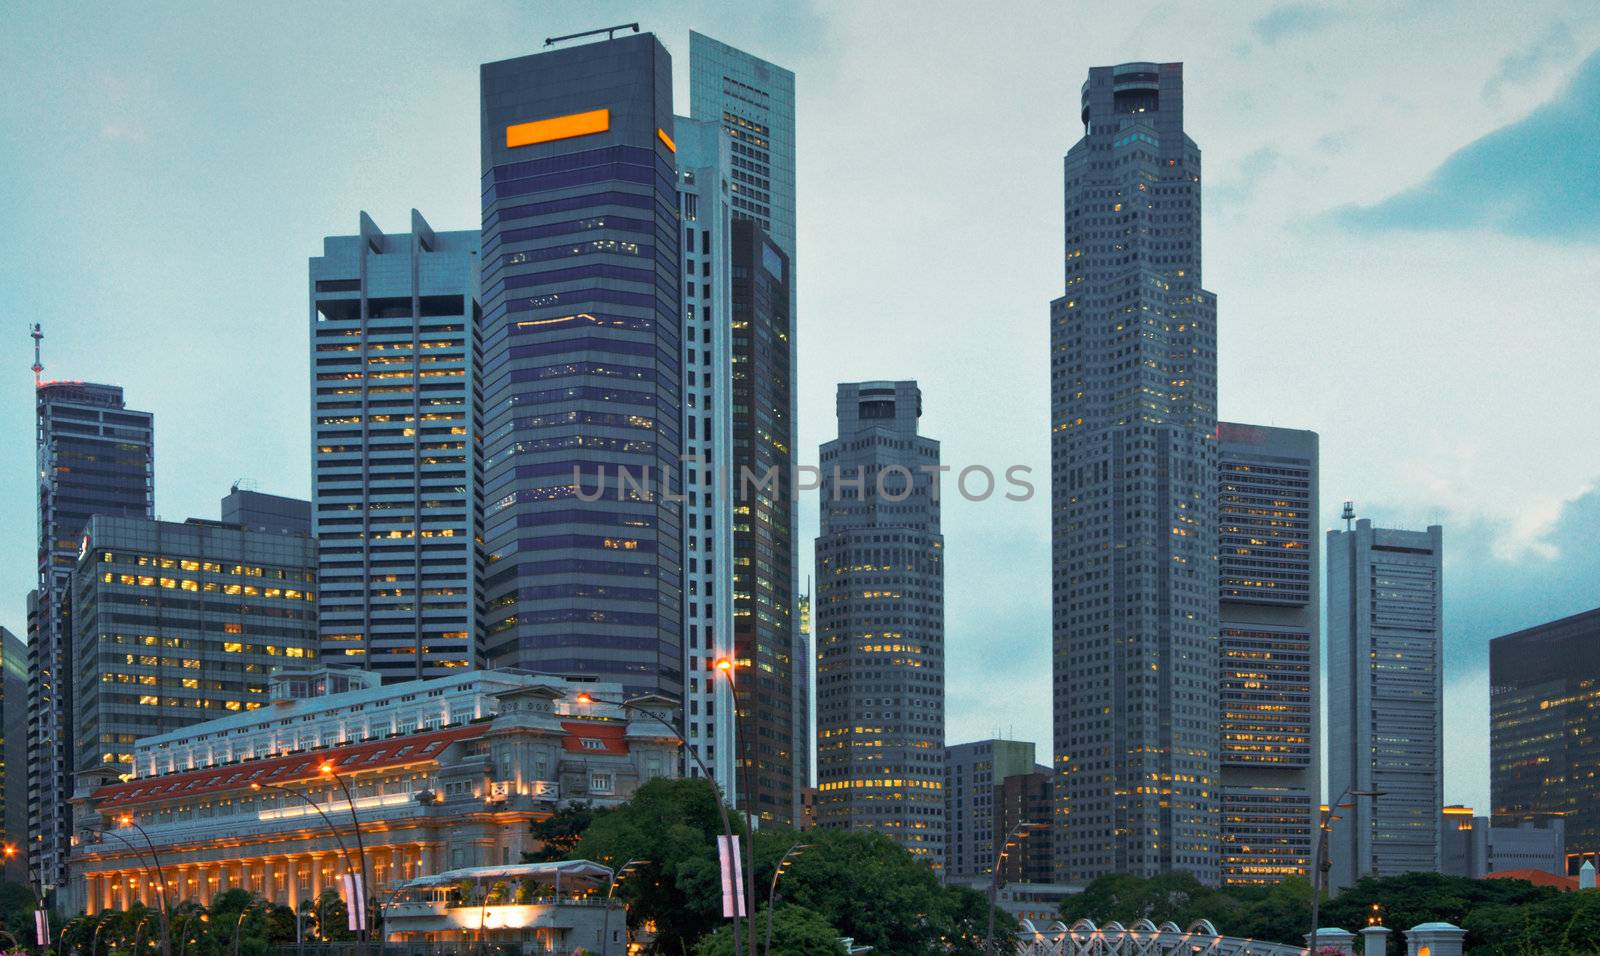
310, 853, 324, 900
389, 848, 403, 889
286, 854, 299, 910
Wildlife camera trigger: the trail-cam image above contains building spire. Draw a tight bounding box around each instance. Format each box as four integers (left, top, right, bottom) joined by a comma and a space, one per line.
30, 323, 43, 387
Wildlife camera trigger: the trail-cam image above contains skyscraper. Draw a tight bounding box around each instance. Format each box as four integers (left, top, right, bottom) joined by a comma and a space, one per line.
1490, 607, 1600, 866
815, 381, 944, 865
1050, 62, 1219, 884
944, 739, 1037, 881
222, 486, 312, 536
30, 378, 154, 890
2, 627, 26, 882
690, 31, 802, 826
478, 33, 683, 698
310, 211, 482, 680
674, 115, 737, 793
1216, 423, 1319, 885
1327, 518, 1443, 889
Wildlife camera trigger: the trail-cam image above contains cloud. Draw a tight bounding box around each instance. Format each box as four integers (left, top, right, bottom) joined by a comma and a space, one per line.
1331, 46, 1600, 240
1483, 20, 1578, 101
1252, 3, 1339, 44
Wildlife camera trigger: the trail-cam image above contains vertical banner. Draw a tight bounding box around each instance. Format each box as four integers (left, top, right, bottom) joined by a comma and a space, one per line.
34, 909, 48, 946
341, 872, 368, 931
717, 835, 746, 918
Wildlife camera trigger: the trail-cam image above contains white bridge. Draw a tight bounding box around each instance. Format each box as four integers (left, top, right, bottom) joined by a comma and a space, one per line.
1016, 918, 1305, 956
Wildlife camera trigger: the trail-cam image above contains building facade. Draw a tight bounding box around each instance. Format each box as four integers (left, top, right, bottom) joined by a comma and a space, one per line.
2, 627, 26, 881
478, 34, 683, 698
68, 669, 678, 915
31, 380, 154, 889
1440, 806, 1565, 879
311, 211, 482, 680
1489, 607, 1600, 863
222, 487, 312, 536
69, 514, 319, 780
1050, 62, 1220, 884
815, 382, 945, 866
1216, 423, 1320, 885
1327, 519, 1443, 889
944, 739, 1037, 881
674, 115, 738, 795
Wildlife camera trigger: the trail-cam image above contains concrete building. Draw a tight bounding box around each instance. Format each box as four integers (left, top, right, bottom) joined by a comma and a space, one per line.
68, 669, 678, 915
30, 378, 154, 890
1440, 806, 1565, 879
673, 116, 738, 799
1216, 423, 1320, 885
944, 739, 1037, 880
69, 514, 319, 780
1050, 61, 1220, 884
1327, 519, 1443, 889
1489, 607, 1600, 864
815, 382, 944, 866
478, 33, 684, 699
310, 211, 482, 680
221, 487, 311, 536
690, 33, 803, 827
2, 627, 26, 881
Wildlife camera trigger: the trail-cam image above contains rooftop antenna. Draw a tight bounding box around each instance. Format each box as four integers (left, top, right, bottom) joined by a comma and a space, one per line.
1342, 501, 1356, 531
30, 323, 43, 386
545, 23, 639, 47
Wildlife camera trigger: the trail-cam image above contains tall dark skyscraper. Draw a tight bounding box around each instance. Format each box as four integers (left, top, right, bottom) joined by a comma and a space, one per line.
310, 211, 482, 680
29, 375, 154, 889
815, 382, 945, 866
478, 34, 683, 698
1049, 62, 1220, 884
1490, 607, 1600, 866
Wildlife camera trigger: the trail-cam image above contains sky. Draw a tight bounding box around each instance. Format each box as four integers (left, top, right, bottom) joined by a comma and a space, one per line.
3, 0, 1599, 815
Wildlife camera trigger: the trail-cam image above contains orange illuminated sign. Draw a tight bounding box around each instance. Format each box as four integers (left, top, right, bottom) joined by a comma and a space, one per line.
505, 109, 610, 149
656, 127, 676, 152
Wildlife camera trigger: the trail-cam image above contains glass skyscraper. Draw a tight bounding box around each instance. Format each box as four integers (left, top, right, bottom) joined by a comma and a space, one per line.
815, 381, 945, 866
478, 34, 683, 698
1050, 62, 1219, 883
309, 211, 482, 680
30, 380, 154, 889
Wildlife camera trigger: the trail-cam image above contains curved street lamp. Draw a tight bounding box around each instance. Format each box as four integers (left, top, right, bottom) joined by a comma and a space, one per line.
712, 656, 760, 956
250, 781, 362, 893
316, 761, 372, 944
573, 690, 747, 955
599, 858, 648, 955
1307, 788, 1385, 952
985, 822, 1048, 955
763, 843, 815, 956
82, 822, 171, 956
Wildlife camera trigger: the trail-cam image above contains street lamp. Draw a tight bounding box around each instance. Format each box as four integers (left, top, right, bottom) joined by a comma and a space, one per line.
1307, 788, 1384, 952
763, 844, 815, 956
600, 859, 648, 955
712, 656, 760, 956
985, 822, 1048, 955
572, 690, 746, 955
90, 817, 172, 956
249, 782, 362, 896
317, 761, 372, 943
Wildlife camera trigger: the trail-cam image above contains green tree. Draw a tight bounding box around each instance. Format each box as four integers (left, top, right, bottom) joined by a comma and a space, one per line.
526, 801, 608, 863
693, 905, 846, 956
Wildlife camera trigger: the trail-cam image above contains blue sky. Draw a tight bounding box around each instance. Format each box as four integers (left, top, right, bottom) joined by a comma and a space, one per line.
3, 0, 1598, 813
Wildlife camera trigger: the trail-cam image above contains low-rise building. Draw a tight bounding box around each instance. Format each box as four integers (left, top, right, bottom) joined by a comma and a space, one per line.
1439, 806, 1565, 879
67, 668, 678, 915
385, 860, 623, 955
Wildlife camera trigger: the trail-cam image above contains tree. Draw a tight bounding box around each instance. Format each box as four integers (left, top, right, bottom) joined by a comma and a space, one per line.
526, 801, 608, 863
693, 905, 846, 956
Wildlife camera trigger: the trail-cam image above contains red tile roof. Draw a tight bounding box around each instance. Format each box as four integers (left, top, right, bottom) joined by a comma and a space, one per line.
92, 724, 486, 810
1483, 868, 1579, 890
560, 721, 628, 755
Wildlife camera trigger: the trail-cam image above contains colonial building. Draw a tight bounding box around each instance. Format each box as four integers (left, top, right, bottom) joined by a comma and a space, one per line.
67, 668, 677, 914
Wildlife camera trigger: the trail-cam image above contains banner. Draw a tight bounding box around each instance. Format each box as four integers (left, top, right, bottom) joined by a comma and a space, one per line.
341, 872, 367, 931
34, 909, 48, 946
717, 834, 745, 918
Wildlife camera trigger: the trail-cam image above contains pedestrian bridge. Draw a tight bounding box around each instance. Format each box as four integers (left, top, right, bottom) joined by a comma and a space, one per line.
1016, 918, 1305, 956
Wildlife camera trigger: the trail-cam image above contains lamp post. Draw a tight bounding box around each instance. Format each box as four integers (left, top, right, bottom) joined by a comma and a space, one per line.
713, 657, 759, 956
1307, 788, 1384, 953
600, 859, 647, 956
763, 844, 815, 956
230, 901, 262, 956
985, 823, 1048, 955
317, 761, 372, 944
573, 691, 745, 955
249, 782, 362, 892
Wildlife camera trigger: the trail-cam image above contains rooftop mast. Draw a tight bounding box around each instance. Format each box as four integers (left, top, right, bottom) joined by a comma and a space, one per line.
30, 323, 43, 387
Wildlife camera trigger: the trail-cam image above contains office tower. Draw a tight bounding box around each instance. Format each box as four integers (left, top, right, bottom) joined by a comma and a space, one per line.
222, 486, 312, 536
674, 116, 737, 793
1439, 806, 1565, 878
1216, 423, 1320, 885
1490, 607, 1600, 864
944, 739, 1037, 880
70, 514, 319, 781
815, 382, 945, 865
997, 764, 1057, 885
1327, 518, 1443, 889
691, 32, 802, 827
478, 34, 683, 698
797, 587, 812, 799
30, 378, 153, 890
2, 628, 25, 881
310, 211, 482, 680
1049, 62, 1220, 884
